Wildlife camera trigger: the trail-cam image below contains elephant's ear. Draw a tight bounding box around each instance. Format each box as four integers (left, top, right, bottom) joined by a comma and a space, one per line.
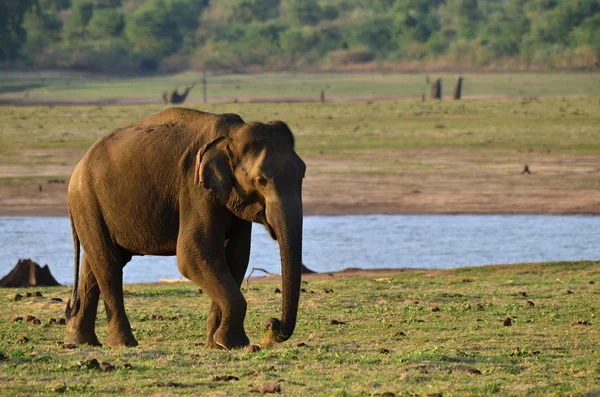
195, 137, 233, 205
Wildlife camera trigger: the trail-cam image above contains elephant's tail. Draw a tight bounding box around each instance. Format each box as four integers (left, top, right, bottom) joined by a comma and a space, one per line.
65, 209, 80, 320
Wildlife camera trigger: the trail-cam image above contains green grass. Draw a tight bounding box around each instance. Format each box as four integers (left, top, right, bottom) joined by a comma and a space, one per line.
1, 262, 599, 396
1, 97, 599, 163
1, 71, 599, 103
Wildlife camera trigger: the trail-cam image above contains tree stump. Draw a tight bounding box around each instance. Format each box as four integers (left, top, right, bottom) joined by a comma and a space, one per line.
0, 259, 61, 288
430, 78, 442, 100
453, 76, 463, 100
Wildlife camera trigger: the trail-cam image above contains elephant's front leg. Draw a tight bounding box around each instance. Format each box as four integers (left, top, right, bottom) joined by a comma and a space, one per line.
178, 239, 250, 349
206, 220, 252, 348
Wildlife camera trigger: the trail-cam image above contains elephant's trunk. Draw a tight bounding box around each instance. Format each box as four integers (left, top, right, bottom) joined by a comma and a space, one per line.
264, 195, 303, 343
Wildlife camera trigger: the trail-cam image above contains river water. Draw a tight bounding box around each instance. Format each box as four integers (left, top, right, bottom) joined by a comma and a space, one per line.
1, 215, 598, 285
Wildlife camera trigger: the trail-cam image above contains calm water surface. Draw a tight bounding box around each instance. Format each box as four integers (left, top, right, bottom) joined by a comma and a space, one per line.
1, 215, 598, 285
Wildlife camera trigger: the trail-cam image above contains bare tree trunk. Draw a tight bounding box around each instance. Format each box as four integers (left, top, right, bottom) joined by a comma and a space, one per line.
453, 76, 463, 100
202, 70, 207, 104
430, 78, 442, 100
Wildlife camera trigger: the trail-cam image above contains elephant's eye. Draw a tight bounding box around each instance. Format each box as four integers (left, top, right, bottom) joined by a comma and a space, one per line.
253, 176, 268, 188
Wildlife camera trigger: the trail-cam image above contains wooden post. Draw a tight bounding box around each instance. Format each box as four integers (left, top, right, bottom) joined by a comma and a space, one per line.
430, 78, 442, 100
202, 70, 207, 104
320, 89, 325, 103
453, 76, 463, 100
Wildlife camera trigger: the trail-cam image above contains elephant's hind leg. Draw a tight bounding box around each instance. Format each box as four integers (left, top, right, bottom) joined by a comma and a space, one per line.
65, 255, 101, 346
94, 248, 137, 347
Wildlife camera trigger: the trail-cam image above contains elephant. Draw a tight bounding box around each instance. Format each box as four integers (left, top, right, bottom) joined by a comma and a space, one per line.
65, 107, 306, 349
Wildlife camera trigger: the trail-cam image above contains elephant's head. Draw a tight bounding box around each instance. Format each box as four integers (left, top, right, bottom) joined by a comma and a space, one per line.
196, 120, 306, 343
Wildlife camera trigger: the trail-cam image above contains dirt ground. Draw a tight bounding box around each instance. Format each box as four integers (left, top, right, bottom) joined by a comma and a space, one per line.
2, 150, 599, 216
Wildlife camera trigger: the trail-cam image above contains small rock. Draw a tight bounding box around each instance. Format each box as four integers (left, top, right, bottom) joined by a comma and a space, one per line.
25, 292, 33, 298
430, 306, 440, 312
16, 336, 29, 343
297, 342, 308, 347
58, 318, 66, 325
0, 352, 7, 361
50, 297, 63, 302
11, 316, 23, 323
196, 288, 203, 295
169, 316, 179, 321
518, 291, 527, 297
466, 367, 482, 375
503, 317, 512, 326
123, 363, 133, 370
573, 320, 591, 326
426, 393, 442, 397
330, 319, 346, 325
250, 382, 281, 394
12, 294, 23, 301
211, 375, 239, 382
33, 319, 41, 325
48, 318, 57, 324
394, 331, 406, 337
34, 292, 43, 297
25, 315, 36, 323
526, 300, 535, 307
99, 362, 115, 372
475, 303, 484, 311
300, 288, 307, 293
567, 290, 574, 294
589, 281, 595, 285
274, 288, 281, 294
62, 343, 77, 349
379, 348, 390, 354
81, 358, 100, 369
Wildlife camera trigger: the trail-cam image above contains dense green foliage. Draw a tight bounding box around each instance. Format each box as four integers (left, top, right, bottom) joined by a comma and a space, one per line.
1, 0, 599, 72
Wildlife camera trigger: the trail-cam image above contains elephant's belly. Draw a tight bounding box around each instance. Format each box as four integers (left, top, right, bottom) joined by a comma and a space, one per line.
109, 212, 180, 257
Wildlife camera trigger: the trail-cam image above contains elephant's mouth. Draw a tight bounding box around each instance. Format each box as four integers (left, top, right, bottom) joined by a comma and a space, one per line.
261, 211, 278, 241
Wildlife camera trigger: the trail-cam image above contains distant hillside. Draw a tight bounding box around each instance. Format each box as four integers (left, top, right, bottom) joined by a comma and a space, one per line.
1, 0, 599, 73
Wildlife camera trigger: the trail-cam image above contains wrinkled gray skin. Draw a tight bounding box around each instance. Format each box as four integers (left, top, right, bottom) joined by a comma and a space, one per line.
65, 108, 306, 349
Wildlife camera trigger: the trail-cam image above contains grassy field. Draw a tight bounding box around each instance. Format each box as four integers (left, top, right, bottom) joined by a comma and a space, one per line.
1, 262, 599, 396
0, 71, 598, 104
2, 97, 599, 171
1, 93, 599, 215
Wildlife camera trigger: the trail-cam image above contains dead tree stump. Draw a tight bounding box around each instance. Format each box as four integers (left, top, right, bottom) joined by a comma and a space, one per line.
430, 78, 442, 100
453, 76, 463, 100
162, 83, 195, 105
0, 259, 61, 288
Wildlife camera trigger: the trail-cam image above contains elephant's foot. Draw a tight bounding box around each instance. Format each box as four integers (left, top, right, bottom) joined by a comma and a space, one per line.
65, 324, 102, 347
213, 327, 250, 350
106, 332, 139, 347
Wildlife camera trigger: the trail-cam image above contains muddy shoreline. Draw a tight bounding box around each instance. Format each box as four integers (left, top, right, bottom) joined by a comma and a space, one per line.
1, 183, 598, 217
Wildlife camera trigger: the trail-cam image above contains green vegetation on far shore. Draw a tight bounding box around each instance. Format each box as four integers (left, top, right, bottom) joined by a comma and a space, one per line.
1, 261, 599, 396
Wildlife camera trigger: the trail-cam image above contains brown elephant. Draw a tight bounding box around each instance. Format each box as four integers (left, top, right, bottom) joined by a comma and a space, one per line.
65, 107, 306, 349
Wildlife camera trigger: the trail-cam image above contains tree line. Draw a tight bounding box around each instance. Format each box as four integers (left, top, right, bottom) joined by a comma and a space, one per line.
1, 0, 598, 74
